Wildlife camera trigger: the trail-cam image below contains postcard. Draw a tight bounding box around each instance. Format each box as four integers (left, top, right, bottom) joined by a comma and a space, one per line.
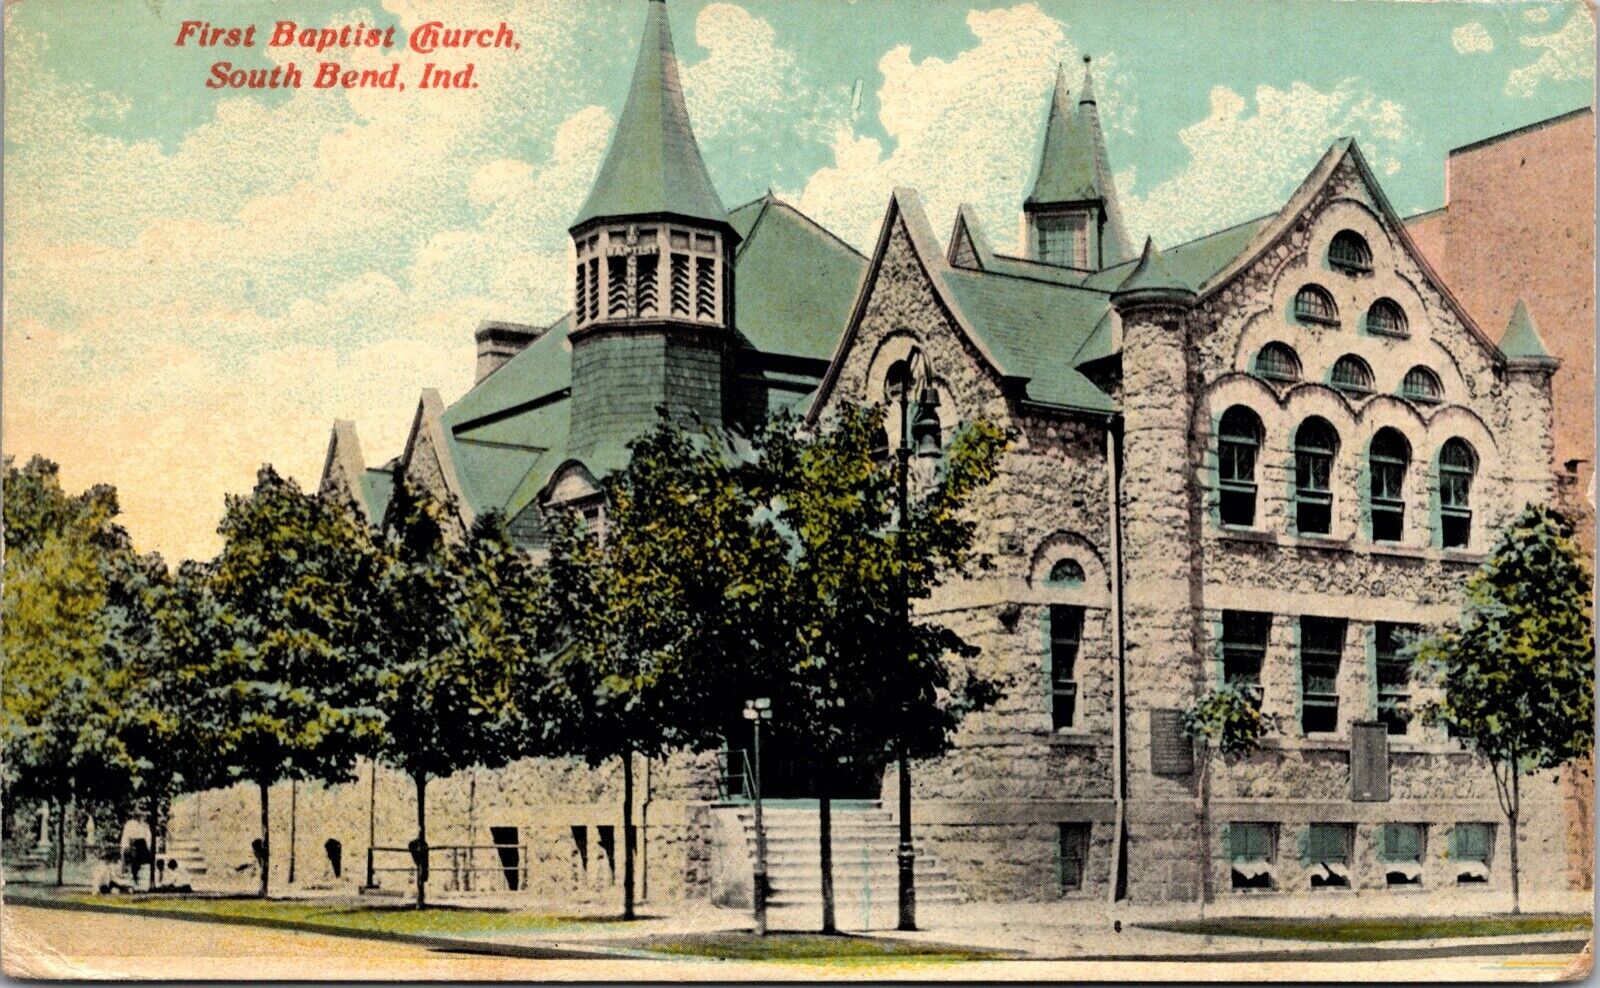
2, 0, 1595, 980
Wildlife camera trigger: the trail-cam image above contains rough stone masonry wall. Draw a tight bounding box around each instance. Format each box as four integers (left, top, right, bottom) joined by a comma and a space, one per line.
170, 749, 721, 903
815, 212, 1119, 901
1178, 152, 1573, 901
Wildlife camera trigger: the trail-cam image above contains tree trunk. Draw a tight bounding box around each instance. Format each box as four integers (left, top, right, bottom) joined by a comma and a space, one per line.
1509, 768, 1522, 915
257, 780, 271, 898
287, 781, 298, 886
622, 751, 636, 921
52, 796, 66, 888
1196, 749, 1211, 918
414, 773, 429, 910
819, 790, 836, 934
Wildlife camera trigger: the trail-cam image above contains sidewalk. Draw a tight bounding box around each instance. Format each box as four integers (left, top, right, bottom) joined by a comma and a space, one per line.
6, 884, 1590, 969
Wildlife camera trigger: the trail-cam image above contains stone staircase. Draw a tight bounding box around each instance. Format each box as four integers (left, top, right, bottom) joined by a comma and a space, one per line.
734, 803, 964, 931
161, 838, 209, 884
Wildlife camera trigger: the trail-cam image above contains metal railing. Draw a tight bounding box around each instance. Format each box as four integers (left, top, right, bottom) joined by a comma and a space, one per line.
367, 843, 529, 893
716, 747, 754, 802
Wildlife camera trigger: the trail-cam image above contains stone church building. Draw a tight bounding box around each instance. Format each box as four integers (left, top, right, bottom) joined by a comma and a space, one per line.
176, 0, 1581, 914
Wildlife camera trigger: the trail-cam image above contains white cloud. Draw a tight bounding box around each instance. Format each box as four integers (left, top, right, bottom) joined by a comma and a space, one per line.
1451, 21, 1494, 54
1525, 7, 1553, 23
1506, 8, 1595, 97
783, 3, 1113, 252
1, 0, 612, 561
1120, 81, 1411, 246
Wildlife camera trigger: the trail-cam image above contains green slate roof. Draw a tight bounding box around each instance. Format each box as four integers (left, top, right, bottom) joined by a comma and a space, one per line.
1026, 64, 1098, 207
570, 0, 728, 231
1082, 213, 1271, 293
938, 266, 1114, 413
360, 467, 395, 524
1500, 299, 1557, 363
1114, 237, 1190, 295
728, 195, 867, 360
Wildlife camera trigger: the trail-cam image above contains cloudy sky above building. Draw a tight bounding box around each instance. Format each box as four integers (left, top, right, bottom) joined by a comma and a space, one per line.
4, 0, 1593, 561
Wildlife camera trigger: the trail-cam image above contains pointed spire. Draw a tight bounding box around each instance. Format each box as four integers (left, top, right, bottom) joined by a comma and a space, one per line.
1112, 237, 1193, 304
1500, 299, 1558, 365
571, 0, 728, 231
1024, 54, 1132, 265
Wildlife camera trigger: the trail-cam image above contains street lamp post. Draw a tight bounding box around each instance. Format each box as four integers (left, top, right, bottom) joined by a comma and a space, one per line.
744, 697, 773, 935
887, 352, 941, 933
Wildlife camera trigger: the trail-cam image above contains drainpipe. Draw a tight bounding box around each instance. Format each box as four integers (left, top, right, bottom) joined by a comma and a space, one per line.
1106, 419, 1128, 904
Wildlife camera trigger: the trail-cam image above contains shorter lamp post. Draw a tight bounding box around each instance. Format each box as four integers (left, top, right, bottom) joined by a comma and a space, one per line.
744, 697, 773, 935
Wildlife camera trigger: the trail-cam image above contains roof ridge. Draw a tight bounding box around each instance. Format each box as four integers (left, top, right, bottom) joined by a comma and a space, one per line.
767, 199, 868, 261
946, 259, 1112, 297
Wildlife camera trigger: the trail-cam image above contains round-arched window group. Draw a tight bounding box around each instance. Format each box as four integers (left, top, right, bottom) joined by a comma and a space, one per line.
1216, 405, 1478, 550
1291, 287, 1409, 338
1251, 342, 1444, 406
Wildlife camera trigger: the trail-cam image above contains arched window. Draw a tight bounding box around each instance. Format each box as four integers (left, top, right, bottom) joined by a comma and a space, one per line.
1218, 406, 1263, 528
1294, 417, 1339, 536
1046, 558, 1085, 587
1253, 343, 1302, 383
1293, 285, 1339, 326
1366, 298, 1409, 338
1328, 230, 1373, 273
1330, 355, 1374, 394
1401, 366, 1442, 403
1368, 428, 1411, 543
1439, 439, 1477, 550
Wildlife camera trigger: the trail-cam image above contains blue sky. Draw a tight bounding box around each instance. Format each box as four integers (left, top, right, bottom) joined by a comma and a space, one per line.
4, 0, 1592, 559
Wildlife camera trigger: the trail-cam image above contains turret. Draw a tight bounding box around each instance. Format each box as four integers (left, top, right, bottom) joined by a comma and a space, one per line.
1023, 57, 1132, 270
565, 0, 736, 455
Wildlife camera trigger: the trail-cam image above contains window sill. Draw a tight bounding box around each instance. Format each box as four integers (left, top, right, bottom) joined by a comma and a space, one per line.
1047, 728, 1102, 747
1213, 531, 1487, 566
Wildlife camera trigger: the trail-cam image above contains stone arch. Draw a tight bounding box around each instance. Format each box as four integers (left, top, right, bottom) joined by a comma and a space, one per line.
1028, 531, 1109, 602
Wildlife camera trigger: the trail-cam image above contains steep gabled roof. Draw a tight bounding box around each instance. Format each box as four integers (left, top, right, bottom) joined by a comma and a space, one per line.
360, 466, 395, 525
570, 0, 728, 231
948, 204, 996, 270
728, 194, 867, 360
810, 188, 1113, 419
1198, 138, 1503, 360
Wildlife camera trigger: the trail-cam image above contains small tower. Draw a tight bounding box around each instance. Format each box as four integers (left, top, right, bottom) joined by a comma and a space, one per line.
1023, 56, 1132, 270
1500, 299, 1562, 508
566, 0, 737, 455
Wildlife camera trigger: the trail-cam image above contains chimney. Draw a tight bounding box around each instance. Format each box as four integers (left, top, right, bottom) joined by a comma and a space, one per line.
474, 320, 542, 382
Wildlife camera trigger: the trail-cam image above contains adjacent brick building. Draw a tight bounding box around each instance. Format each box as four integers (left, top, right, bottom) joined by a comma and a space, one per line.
176, 2, 1584, 916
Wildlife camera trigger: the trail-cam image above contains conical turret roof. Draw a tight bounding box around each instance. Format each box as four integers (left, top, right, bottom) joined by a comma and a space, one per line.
571, 0, 728, 231
1500, 299, 1558, 364
1113, 237, 1192, 298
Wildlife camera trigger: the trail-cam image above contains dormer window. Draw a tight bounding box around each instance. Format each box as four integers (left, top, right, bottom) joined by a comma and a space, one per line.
1366, 298, 1409, 338
1293, 285, 1339, 326
1253, 343, 1303, 383
1400, 366, 1442, 403
1328, 230, 1373, 273
1037, 212, 1091, 269
1330, 355, 1374, 394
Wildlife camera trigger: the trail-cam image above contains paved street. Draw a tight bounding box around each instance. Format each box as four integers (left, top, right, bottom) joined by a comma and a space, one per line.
2, 901, 1588, 982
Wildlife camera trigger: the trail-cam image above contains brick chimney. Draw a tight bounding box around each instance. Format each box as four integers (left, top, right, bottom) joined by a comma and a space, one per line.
474, 320, 542, 382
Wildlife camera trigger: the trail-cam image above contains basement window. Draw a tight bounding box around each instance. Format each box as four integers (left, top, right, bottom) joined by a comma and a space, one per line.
1381, 823, 1424, 887
1304, 823, 1352, 889
1450, 823, 1493, 884
1057, 823, 1089, 893
1228, 823, 1275, 889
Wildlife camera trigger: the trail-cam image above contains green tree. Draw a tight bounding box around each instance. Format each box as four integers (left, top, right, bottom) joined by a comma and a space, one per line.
1409, 504, 1595, 914
1, 456, 128, 885
1182, 684, 1272, 913
204, 466, 383, 897
539, 420, 785, 921
101, 555, 224, 881
741, 407, 1006, 933
369, 479, 548, 909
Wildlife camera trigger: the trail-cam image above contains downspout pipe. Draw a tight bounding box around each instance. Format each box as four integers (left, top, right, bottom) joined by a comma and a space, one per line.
1106, 418, 1128, 904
